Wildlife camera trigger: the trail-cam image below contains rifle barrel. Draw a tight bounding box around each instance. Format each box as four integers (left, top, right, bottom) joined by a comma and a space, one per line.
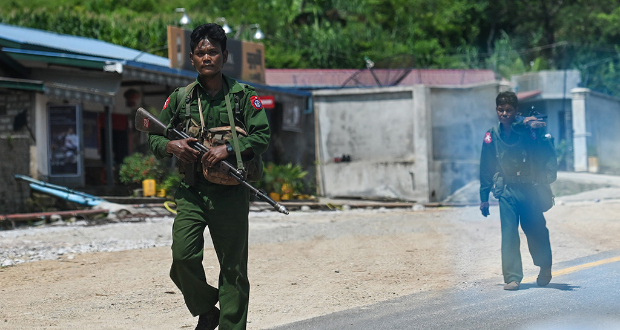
136, 108, 289, 215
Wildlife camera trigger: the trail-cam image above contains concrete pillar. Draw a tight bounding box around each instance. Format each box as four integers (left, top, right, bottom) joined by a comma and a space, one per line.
29, 145, 37, 180
412, 85, 431, 202
499, 80, 513, 93
34, 93, 49, 179
571, 88, 590, 172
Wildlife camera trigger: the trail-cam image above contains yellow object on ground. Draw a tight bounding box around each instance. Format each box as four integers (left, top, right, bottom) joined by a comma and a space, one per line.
269, 192, 281, 202
281, 194, 292, 200
156, 189, 166, 197
281, 183, 293, 195
142, 179, 156, 197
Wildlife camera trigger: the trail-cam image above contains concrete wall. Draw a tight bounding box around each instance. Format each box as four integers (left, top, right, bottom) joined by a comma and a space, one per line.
313, 82, 499, 202
0, 91, 34, 133
572, 88, 620, 174
313, 86, 428, 201
429, 83, 499, 201
512, 70, 581, 99
0, 90, 35, 213
0, 135, 31, 213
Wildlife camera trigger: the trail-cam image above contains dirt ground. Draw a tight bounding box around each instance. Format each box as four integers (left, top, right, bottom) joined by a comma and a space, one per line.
1, 198, 620, 330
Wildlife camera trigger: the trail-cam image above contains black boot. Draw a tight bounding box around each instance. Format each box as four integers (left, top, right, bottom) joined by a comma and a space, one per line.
537, 267, 552, 287
195, 306, 220, 330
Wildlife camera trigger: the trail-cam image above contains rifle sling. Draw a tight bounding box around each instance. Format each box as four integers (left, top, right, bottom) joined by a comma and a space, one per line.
223, 81, 244, 171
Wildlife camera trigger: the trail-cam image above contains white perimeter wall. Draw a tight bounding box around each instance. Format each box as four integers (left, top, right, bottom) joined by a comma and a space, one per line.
313, 82, 499, 202
313, 86, 430, 202
573, 88, 620, 174
428, 83, 500, 201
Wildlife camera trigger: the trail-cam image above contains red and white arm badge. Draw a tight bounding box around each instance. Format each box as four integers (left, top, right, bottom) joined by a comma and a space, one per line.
250, 95, 263, 110
484, 132, 492, 144
162, 96, 170, 110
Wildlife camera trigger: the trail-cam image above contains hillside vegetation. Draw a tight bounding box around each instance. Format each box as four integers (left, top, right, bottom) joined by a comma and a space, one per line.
1, 0, 620, 95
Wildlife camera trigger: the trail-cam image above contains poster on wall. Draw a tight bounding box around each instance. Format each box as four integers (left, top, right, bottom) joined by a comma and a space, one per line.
48, 105, 81, 176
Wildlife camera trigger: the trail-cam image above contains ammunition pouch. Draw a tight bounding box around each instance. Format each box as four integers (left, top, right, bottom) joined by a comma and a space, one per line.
172, 80, 263, 186
503, 174, 535, 184
499, 174, 555, 212
202, 126, 263, 185
534, 183, 555, 212
492, 173, 504, 199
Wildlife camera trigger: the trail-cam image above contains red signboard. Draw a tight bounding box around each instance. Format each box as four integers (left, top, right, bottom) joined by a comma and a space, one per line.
259, 95, 275, 109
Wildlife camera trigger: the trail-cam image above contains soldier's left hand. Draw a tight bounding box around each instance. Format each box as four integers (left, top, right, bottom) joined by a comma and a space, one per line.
480, 202, 490, 217
202, 145, 228, 168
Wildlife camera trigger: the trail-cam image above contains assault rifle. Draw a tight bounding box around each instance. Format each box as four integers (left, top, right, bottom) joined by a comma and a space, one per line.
516, 107, 547, 128
135, 108, 289, 215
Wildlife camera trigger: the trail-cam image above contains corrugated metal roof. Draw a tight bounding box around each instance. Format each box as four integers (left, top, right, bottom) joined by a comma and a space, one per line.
0, 76, 44, 91
2, 48, 308, 97
399, 69, 497, 86
0, 23, 169, 67
265, 69, 358, 88
3, 47, 195, 77
4, 47, 120, 70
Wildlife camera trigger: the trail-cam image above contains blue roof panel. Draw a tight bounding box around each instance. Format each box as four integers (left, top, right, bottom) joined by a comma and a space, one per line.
0, 23, 170, 67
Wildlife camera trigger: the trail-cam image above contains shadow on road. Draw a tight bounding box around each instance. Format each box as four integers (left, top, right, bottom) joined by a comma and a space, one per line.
545, 283, 580, 291
515, 282, 580, 291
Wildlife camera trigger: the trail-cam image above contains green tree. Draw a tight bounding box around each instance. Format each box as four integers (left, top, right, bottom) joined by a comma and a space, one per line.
3, 0, 620, 95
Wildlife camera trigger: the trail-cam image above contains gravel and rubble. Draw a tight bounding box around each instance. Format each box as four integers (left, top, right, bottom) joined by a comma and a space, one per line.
3, 170, 620, 268
0, 207, 401, 267
0, 217, 175, 265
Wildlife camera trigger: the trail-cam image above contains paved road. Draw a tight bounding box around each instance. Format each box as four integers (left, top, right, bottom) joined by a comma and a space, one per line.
270, 250, 620, 330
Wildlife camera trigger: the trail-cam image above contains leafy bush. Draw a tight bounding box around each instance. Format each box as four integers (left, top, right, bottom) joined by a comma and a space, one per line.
256, 162, 308, 195
118, 153, 165, 184
159, 171, 183, 196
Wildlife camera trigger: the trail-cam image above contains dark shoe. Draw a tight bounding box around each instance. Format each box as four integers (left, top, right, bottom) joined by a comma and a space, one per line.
195, 306, 220, 330
537, 267, 552, 287
504, 281, 520, 290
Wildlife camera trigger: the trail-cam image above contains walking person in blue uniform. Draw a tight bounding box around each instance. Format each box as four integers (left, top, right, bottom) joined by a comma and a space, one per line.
479, 91, 558, 290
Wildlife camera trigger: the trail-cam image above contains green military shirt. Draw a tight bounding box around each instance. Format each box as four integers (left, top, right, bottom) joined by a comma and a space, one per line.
479, 123, 557, 202
148, 75, 270, 162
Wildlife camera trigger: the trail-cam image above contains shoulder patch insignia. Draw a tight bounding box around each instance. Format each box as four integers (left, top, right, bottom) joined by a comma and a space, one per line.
484, 132, 492, 144
531, 130, 537, 140
162, 96, 170, 110
250, 95, 263, 110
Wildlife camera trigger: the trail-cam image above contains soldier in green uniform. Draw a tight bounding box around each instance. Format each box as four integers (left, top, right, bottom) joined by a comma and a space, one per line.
479, 91, 557, 291
148, 23, 270, 330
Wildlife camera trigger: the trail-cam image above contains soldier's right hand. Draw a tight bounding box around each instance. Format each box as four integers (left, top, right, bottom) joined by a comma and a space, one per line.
480, 202, 490, 217
166, 138, 200, 163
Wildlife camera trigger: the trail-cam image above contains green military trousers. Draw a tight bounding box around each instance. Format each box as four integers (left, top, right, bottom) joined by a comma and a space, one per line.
498, 183, 552, 284
170, 177, 250, 330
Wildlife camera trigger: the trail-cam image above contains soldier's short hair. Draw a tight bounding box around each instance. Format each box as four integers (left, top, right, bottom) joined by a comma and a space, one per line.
190, 23, 227, 54
496, 91, 518, 108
